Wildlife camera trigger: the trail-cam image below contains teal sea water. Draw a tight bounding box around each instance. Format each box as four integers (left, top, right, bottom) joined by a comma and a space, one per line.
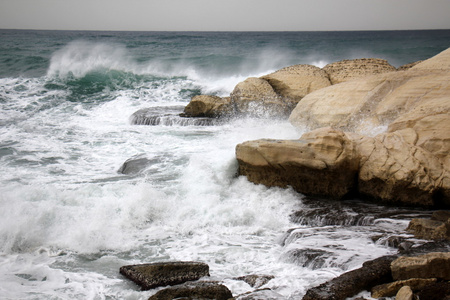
0, 29, 449, 299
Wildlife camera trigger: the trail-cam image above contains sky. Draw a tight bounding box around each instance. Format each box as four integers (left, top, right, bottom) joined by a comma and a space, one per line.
0, 0, 449, 31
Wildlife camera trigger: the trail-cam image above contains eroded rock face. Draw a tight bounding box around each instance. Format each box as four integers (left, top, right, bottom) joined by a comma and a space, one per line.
183, 95, 232, 118
261, 64, 331, 106
234, 49, 450, 207
119, 261, 210, 290
236, 127, 359, 198
391, 252, 450, 281
230, 77, 288, 117
323, 58, 396, 84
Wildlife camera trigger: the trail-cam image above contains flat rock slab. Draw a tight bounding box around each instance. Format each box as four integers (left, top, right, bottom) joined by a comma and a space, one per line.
120, 261, 210, 290
391, 252, 450, 281
148, 281, 233, 300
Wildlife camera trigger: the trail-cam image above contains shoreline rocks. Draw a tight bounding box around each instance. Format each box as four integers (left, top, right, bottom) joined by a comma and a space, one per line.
236, 47, 450, 208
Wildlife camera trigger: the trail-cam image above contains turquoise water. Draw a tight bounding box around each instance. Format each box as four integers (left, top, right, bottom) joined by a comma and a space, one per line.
0, 30, 448, 299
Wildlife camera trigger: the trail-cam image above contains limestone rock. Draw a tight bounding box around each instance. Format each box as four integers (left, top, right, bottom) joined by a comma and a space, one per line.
397, 61, 422, 71
261, 64, 331, 106
148, 281, 233, 300
183, 95, 232, 118
236, 127, 359, 198
119, 261, 210, 290
289, 48, 450, 135
391, 252, 450, 281
230, 77, 288, 117
355, 129, 446, 207
323, 58, 396, 84
371, 278, 437, 298
407, 218, 450, 240
395, 285, 415, 300
302, 256, 396, 300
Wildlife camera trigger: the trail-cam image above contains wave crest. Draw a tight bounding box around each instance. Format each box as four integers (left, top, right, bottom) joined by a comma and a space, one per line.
47, 40, 135, 78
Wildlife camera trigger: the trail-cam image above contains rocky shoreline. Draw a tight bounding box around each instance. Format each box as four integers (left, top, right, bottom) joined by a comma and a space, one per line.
121, 48, 450, 299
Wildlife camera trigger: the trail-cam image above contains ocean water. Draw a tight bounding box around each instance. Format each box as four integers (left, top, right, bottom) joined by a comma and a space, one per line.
0, 29, 449, 299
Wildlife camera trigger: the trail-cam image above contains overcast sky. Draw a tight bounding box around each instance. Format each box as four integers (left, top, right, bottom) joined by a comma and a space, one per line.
0, 0, 449, 31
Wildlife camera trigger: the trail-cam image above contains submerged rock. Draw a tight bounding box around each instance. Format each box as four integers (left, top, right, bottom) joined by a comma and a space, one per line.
235, 288, 284, 300
118, 155, 154, 175
119, 261, 210, 290
131, 106, 218, 126
148, 281, 233, 300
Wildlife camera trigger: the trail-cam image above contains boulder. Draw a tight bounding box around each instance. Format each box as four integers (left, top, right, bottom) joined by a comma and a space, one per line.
236, 127, 359, 199
289, 48, 450, 135
230, 77, 288, 117
182, 95, 233, 118
407, 218, 450, 240
261, 64, 331, 106
371, 278, 437, 298
302, 255, 396, 300
148, 281, 233, 300
391, 252, 450, 281
355, 129, 447, 207
395, 285, 415, 300
238, 48, 448, 207
322, 58, 396, 84
119, 261, 210, 290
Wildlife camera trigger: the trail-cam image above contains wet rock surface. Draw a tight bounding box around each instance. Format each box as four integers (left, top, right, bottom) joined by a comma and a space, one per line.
120, 261, 210, 291
131, 106, 220, 126
302, 256, 396, 300
147, 281, 233, 300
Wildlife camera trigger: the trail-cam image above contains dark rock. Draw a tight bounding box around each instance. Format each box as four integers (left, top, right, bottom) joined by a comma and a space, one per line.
302, 255, 397, 300
431, 210, 450, 222
234, 274, 274, 288
284, 248, 333, 269
415, 281, 450, 300
120, 261, 210, 291
147, 281, 233, 300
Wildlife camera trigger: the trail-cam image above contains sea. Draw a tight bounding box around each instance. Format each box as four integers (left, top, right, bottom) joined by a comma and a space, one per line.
0, 29, 449, 300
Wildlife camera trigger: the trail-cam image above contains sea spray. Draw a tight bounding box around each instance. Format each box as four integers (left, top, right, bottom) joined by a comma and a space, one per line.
1, 29, 448, 299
